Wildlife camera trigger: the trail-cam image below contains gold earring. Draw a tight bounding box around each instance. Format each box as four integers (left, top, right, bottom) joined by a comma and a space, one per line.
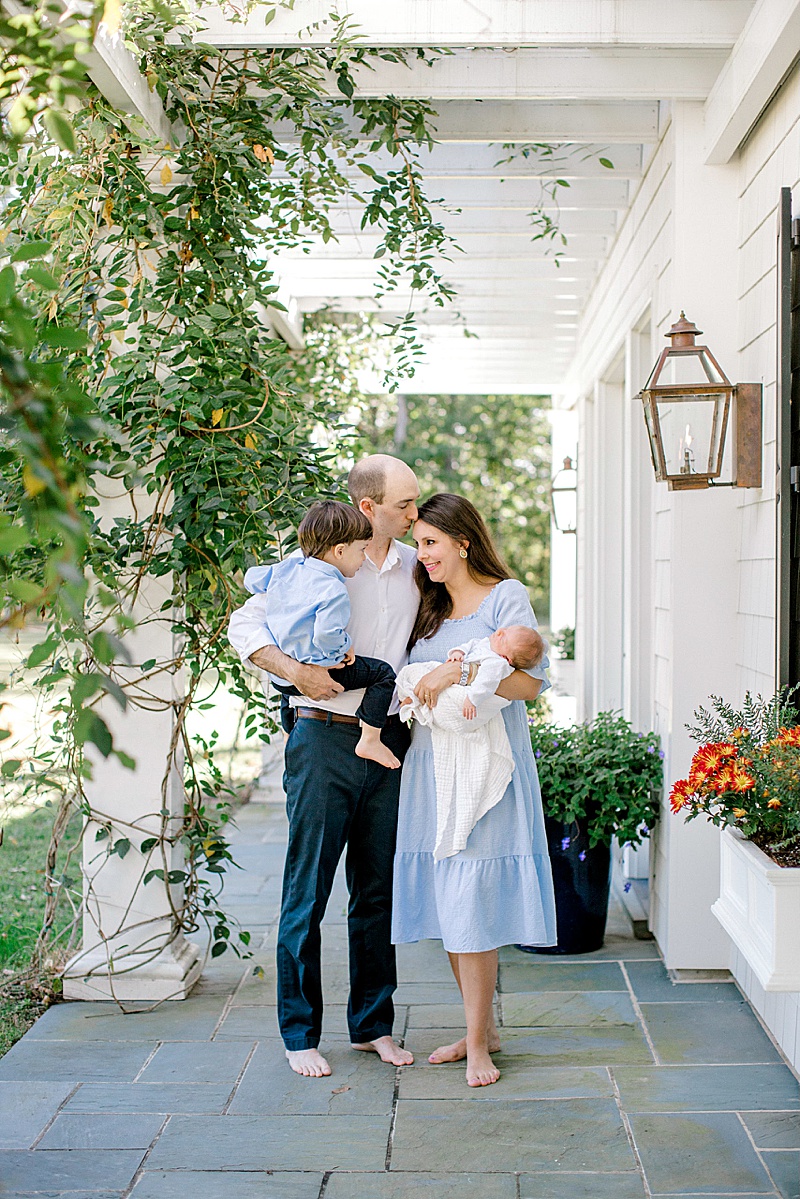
459, 548, 468, 559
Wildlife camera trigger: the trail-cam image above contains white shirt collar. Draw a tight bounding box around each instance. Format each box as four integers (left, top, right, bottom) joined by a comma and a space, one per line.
364, 538, 403, 575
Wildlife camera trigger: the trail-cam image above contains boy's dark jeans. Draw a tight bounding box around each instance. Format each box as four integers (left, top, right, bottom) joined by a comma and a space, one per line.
275, 654, 396, 729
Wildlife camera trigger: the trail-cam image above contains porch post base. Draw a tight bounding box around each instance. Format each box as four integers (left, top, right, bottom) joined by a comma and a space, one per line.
62, 935, 202, 1002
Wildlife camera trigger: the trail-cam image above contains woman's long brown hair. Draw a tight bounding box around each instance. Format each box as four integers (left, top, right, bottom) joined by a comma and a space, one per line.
409, 493, 512, 648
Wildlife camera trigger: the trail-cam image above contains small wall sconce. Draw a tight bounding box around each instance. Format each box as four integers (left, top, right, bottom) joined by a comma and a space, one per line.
638, 313, 762, 491
551, 455, 578, 533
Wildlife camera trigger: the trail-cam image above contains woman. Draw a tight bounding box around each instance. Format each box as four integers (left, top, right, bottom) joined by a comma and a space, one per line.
392, 493, 557, 1087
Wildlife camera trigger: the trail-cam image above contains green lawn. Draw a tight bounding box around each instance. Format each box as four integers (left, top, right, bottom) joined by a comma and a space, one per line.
0, 801, 82, 1057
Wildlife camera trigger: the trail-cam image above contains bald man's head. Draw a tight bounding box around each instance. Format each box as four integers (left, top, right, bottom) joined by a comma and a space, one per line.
348, 454, 420, 542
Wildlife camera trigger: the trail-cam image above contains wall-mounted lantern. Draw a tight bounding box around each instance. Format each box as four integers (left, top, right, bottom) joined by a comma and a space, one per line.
551, 455, 578, 533
638, 313, 762, 491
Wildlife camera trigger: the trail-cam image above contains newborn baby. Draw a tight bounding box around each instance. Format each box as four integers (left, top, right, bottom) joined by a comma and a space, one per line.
447, 625, 544, 719
395, 624, 544, 860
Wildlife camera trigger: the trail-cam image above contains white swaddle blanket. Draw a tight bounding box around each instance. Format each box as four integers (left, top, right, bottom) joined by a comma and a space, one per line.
396, 661, 515, 861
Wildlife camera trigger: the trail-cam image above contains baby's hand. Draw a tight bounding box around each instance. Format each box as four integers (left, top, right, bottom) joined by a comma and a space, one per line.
337, 649, 355, 667
400, 696, 412, 705
463, 699, 477, 720
447, 648, 465, 662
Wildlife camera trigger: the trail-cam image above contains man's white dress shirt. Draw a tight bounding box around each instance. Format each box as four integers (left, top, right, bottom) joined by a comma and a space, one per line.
227, 539, 419, 717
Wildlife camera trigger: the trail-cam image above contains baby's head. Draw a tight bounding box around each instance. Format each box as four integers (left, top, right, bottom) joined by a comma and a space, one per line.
490, 625, 544, 670
298, 500, 372, 577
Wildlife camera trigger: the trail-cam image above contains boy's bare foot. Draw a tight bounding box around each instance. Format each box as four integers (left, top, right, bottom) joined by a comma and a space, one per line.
466, 1047, 500, 1087
355, 736, 401, 770
285, 1048, 331, 1077
351, 1035, 414, 1065
428, 1030, 501, 1064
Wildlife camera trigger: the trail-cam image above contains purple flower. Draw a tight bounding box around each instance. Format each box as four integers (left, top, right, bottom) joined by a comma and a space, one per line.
623, 881, 632, 893
659, 751, 665, 759
561, 836, 571, 851
647, 746, 655, 753
552, 740, 559, 748
578, 850, 587, 862
535, 750, 542, 759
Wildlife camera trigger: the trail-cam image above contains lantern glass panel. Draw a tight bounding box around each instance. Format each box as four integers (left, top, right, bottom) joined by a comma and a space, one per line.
552, 485, 577, 533
659, 349, 725, 387
654, 393, 728, 478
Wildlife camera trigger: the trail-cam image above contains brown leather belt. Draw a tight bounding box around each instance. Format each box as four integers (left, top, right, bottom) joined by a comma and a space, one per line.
295, 706, 360, 726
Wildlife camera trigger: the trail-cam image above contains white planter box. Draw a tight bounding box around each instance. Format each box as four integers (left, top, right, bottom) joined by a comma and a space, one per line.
712, 827, 800, 991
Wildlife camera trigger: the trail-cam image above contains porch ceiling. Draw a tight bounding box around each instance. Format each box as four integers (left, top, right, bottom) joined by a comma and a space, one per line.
95, 0, 787, 393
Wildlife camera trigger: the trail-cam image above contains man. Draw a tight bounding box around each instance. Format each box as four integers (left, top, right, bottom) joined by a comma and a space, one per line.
228, 454, 421, 1077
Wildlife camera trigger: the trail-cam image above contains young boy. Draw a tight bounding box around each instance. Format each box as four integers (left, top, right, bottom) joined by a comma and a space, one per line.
243, 500, 400, 770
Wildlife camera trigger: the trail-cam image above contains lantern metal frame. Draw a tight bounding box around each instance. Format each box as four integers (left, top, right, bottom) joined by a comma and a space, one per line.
638, 313, 762, 492
550, 455, 578, 533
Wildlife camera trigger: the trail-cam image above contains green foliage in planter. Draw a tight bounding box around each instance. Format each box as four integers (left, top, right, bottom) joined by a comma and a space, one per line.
529, 712, 663, 848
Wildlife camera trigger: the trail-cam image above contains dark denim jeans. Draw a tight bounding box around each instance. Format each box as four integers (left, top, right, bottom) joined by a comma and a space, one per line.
277, 712, 410, 1051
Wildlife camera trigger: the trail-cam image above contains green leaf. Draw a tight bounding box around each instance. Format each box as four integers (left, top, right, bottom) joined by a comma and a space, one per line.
40, 325, 88, 350
0, 524, 29, 554
115, 749, 136, 770
74, 709, 113, 757
43, 108, 76, 152
599, 157, 614, 169
27, 638, 57, 668
95, 826, 110, 841
140, 837, 159, 852
24, 264, 58, 290
10, 240, 51, 263
1, 759, 21, 777
143, 868, 164, 885
112, 837, 130, 858
7, 578, 41, 603
210, 941, 227, 958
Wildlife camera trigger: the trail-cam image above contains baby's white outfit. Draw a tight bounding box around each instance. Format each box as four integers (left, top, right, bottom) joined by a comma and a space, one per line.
395, 637, 516, 861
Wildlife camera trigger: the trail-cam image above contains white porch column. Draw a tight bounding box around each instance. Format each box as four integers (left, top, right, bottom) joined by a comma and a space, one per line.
650, 101, 741, 970
63, 487, 200, 1001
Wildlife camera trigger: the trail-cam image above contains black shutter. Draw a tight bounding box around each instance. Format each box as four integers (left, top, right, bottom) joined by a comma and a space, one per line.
777, 186, 800, 687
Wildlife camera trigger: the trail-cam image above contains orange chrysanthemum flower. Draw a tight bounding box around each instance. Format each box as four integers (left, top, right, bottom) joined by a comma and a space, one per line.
729, 763, 756, 793
768, 797, 782, 809
732, 807, 747, 819
669, 779, 693, 813
776, 726, 800, 746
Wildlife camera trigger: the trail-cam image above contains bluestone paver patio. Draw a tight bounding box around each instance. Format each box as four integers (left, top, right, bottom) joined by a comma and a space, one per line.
1, 796, 799, 1198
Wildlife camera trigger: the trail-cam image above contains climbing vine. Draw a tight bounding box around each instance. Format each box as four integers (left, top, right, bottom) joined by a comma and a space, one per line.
0, 2, 460, 995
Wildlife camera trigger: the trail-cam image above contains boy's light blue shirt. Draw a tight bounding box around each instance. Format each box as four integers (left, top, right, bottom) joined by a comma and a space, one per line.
243, 555, 350, 686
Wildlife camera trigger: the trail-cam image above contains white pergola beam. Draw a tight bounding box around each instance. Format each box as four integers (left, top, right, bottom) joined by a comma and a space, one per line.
243, 48, 727, 102
88, 28, 176, 144
323, 143, 644, 180
293, 210, 620, 239
272, 100, 661, 144
197, 1, 752, 48
704, 0, 800, 163
274, 232, 611, 259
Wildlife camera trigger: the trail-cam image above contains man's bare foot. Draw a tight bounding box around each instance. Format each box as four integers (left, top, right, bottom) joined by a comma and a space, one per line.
355, 735, 400, 770
285, 1048, 331, 1077
466, 1047, 500, 1087
351, 1035, 414, 1065
428, 1030, 500, 1064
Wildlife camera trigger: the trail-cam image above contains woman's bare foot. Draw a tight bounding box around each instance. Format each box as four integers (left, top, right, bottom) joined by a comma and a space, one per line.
428, 1030, 500, 1064
285, 1048, 331, 1077
466, 1046, 500, 1087
351, 1035, 414, 1065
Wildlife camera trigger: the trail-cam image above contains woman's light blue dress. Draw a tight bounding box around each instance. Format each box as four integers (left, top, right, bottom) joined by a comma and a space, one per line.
392, 579, 557, 954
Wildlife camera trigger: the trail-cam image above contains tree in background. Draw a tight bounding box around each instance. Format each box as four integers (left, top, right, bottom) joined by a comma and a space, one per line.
359, 391, 552, 623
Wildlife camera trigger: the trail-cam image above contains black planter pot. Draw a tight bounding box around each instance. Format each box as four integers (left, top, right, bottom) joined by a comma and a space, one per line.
519, 817, 612, 955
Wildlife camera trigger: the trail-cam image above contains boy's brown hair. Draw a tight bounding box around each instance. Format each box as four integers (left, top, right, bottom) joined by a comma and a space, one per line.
298, 500, 371, 559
